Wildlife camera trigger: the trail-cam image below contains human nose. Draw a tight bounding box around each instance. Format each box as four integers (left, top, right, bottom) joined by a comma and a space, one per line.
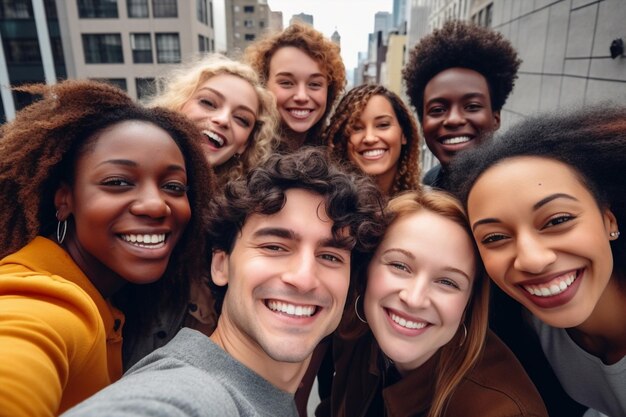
398, 277, 430, 309
293, 83, 309, 103
513, 232, 557, 274
362, 126, 378, 144
443, 106, 466, 127
210, 107, 229, 128
129, 185, 171, 219
281, 251, 319, 293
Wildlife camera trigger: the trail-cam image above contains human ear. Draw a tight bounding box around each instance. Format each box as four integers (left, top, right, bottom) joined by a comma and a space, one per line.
54, 183, 73, 220
401, 133, 407, 145
492, 111, 501, 131
603, 209, 619, 238
211, 250, 230, 287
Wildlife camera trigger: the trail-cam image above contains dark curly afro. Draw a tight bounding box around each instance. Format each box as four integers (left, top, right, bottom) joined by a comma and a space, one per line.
403, 20, 521, 120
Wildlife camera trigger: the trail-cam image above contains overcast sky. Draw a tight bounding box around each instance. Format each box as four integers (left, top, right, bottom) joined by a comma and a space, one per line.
266, 0, 393, 74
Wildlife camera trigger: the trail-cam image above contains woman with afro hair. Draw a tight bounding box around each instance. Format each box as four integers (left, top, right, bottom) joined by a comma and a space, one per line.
0, 80, 214, 416
245, 22, 346, 152
402, 20, 520, 189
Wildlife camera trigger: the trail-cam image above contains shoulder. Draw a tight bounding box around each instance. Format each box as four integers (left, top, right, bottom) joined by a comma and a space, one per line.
64, 364, 241, 417
446, 331, 549, 417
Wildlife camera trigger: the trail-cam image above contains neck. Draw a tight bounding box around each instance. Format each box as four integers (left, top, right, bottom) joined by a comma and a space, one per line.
375, 165, 398, 197
568, 273, 626, 364
281, 124, 308, 150
210, 317, 310, 393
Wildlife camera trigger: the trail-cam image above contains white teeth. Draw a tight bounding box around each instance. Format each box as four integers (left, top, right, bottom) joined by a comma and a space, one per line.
121, 234, 166, 247
203, 131, 224, 147
390, 312, 427, 330
267, 300, 316, 317
289, 109, 311, 118
523, 271, 578, 297
362, 149, 385, 157
442, 136, 471, 145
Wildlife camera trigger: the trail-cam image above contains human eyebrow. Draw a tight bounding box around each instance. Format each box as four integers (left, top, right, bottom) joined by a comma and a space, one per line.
96, 159, 137, 168
382, 248, 415, 260
196, 87, 224, 100
442, 266, 471, 281
532, 193, 579, 211
252, 227, 299, 241
320, 236, 354, 252
472, 217, 501, 232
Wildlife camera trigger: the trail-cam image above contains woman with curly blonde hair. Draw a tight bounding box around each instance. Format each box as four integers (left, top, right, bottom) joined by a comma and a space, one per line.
323, 84, 421, 196
149, 53, 279, 186
244, 22, 346, 151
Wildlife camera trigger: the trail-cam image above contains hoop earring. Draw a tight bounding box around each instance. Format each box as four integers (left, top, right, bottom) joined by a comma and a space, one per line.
458, 323, 468, 347
56, 211, 67, 244
354, 295, 367, 324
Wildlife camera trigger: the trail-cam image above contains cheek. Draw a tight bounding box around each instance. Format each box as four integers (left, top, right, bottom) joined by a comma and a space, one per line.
364, 267, 388, 313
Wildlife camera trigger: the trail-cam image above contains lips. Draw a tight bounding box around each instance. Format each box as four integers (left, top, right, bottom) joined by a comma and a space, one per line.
523, 270, 578, 297
266, 299, 318, 317
385, 308, 430, 336
119, 233, 168, 249
360, 149, 387, 159
518, 268, 584, 309
440, 135, 471, 145
287, 108, 313, 120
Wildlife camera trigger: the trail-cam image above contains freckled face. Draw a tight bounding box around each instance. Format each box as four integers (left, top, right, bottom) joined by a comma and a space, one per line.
364, 210, 475, 373
181, 74, 258, 167
468, 157, 616, 328
267, 46, 328, 135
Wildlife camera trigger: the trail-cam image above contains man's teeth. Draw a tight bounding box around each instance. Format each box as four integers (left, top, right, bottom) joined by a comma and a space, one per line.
523, 271, 577, 297
204, 131, 224, 147
121, 234, 166, 246
390, 312, 427, 330
362, 149, 385, 157
267, 300, 316, 317
442, 136, 471, 145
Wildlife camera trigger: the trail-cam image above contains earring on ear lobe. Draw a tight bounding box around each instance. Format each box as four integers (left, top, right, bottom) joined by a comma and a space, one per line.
354, 295, 367, 324
56, 211, 67, 244
610, 231, 620, 239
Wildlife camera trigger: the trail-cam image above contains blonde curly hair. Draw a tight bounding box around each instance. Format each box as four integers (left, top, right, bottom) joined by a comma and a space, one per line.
244, 22, 346, 147
148, 53, 279, 185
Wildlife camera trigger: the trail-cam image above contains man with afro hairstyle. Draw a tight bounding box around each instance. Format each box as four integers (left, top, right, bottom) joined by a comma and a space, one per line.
403, 20, 520, 189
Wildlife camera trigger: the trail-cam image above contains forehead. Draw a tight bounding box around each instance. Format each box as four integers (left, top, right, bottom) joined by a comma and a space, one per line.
269, 46, 324, 76
469, 156, 595, 210
194, 74, 258, 108
361, 94, 395, 116
424, 67, 490, 97
85, 120, 179, 156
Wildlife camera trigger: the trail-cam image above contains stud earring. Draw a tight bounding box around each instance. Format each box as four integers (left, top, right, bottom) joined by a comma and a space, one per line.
610, 231, 620, 239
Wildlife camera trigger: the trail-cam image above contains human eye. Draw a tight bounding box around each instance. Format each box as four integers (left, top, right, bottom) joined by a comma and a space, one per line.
480, 232, 509, 245
319, 252, 345, 264
259, 243, 288, 253
101, 177, 133, 188
276, 78, 293, 88
465, 102, 484, 111
542, 214, 576, 229
234, 114, 254, 128
436, 277, 460, 289
426, 105, 446, 116
162, 181, 189, 196
200, 98, 216, 109
377, 121, 391, 129
387, 261, 410, 273
351, 123, 364, 132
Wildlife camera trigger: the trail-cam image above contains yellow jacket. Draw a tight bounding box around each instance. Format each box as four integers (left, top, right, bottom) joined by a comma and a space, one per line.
0, 237, 124, 417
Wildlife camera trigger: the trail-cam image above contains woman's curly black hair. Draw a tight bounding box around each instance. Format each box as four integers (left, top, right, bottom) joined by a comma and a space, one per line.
0, 79, 216, 337
403, 20, 521, 121
206, 147, 389, 311
448, 105, 626, 276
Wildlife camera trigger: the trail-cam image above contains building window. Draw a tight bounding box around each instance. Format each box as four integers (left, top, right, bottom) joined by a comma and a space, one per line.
156, 33, 180, 63
136, 77, 156, 100
243, 19, 253, 28
82, 34, 123, 63
130, 33, 153, 63
259, 20, 265, 28
0, 0, 33, 18
152, 0, 177, 17
485, 3, 493, 28
244, 34, 255, 41
243, 5, 254, 13
196, 0, 207, 24
91, 78, 128, 91
4, 39, 42, 63
127, 0, 148, 17
209, 0, 213, 28
77, 0, 118, 18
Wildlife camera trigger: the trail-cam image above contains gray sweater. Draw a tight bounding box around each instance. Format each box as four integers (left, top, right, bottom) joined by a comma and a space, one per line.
62, 328, 298, 417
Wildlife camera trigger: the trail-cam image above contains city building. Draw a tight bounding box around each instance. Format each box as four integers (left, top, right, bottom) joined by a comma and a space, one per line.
331, 28, 340, 47
224, 0, 268, 56
268, 9, 282, 33
1, 0, 217, 122
289, 12, 312, 26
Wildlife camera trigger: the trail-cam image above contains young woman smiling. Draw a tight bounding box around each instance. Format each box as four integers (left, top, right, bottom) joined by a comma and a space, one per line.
323, 84, 421, 196
317, 191, 547, 417
450, 106, 626, 417
149, 54, 279, 187
0, 80, 214, 416
245, 22, 346, 151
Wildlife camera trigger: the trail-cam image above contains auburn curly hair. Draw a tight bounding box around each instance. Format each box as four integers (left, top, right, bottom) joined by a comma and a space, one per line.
244, 22, 346, 147
322, 85, 421, 195
0, 79, 216, 336
403, 20, 521, 121
148, 53, 279, 186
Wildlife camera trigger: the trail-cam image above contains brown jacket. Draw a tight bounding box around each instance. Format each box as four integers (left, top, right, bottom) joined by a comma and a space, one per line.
317, 329, 548, 417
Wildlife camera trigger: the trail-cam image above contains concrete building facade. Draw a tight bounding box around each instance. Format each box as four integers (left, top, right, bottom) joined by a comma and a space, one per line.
223, 0, 268, 57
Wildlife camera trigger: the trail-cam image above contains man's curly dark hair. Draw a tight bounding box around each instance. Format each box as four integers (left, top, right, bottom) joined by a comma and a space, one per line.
206, 147, 388, 310
403, 20, 521, 121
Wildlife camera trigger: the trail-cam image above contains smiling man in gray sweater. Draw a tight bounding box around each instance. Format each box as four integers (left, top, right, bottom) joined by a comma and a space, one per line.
63, 148, 385, 417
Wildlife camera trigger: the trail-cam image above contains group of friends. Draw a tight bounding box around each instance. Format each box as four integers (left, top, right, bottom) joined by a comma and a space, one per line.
0, 19, 624, 417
